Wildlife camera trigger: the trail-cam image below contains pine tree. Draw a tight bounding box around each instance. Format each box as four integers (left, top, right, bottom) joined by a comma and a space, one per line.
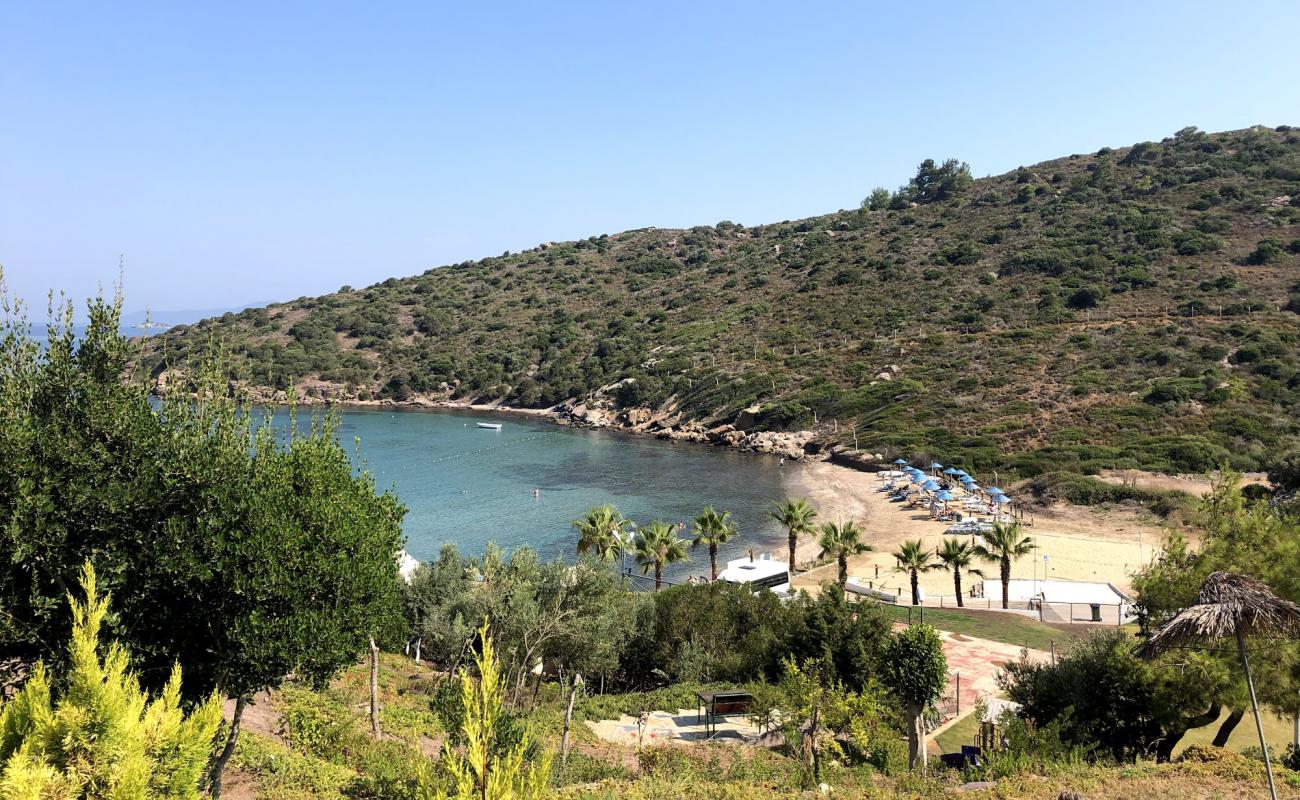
424, 621, 551, 800
0, 563, 223, 798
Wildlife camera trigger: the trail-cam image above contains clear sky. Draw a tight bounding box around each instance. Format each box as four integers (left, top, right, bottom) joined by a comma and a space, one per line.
3, 1, 1298, 315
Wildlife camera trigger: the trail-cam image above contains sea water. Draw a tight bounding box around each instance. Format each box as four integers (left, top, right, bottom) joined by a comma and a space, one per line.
284, 407, 795, 583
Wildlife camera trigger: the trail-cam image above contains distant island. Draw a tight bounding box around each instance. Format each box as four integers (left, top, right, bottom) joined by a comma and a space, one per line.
140, 125, 1300, 478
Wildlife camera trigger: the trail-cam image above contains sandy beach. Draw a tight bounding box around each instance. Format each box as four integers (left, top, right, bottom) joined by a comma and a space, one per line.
783, 461, 1173, 600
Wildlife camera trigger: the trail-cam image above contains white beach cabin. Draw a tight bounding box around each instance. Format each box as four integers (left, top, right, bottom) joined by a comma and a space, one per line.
717, 554, 792, 598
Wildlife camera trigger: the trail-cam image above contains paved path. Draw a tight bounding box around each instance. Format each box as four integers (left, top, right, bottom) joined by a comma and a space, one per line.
585, 707, 763, 746
921, 625, 1050, 746
585, 629, 1048, 751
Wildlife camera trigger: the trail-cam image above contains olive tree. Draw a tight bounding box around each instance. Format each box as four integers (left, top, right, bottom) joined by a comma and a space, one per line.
0, 285, 407, 796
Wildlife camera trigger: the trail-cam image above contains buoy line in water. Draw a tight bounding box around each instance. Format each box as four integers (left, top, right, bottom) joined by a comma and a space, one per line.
425, 430, 562, 465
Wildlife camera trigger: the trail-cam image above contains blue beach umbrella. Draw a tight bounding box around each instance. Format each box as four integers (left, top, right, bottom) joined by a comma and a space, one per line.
955, 469, 970, 478
910, 473, 924, 483
960, 475, 976, 484
930, 462, 943, 470
994, 494, 1012, 505
986, 487, 1005, 495
943, 467, 960, 476
893, 458, 908, 465
922, 480, 941, 491
935, 490, 955, 501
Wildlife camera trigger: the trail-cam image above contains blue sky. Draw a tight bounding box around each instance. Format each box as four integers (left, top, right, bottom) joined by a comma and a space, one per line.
3, 1, 1298, 315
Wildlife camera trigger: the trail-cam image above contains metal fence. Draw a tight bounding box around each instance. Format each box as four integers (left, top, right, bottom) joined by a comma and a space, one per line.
935, 670, 964, 723
1039, 600, 1130, 626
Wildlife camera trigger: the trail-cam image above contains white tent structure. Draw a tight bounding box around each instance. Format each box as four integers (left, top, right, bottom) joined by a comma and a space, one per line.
397, 550, 421, 583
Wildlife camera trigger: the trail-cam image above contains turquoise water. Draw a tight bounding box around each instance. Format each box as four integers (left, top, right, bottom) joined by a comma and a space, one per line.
297, 407, 794, 581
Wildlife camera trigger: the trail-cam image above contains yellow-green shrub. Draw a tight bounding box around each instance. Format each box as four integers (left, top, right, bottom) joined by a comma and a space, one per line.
0, 563, 223, 799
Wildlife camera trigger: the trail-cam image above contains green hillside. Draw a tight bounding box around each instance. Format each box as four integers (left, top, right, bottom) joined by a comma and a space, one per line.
140, 125, 1300, 476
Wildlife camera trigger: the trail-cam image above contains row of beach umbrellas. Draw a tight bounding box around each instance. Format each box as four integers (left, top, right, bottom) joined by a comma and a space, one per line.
891, 458, 1012, 506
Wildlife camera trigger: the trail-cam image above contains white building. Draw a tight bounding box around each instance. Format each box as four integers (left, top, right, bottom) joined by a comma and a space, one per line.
717, 554, 792, 597
994, 578, 1132, 623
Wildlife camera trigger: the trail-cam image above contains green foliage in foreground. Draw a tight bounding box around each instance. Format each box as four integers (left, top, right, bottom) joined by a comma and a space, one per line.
404, 545, 894, 695
881, 625, 948, 770
428, 623, 551, 800
141, 126, 1300, 477
1001, 630, 1234, 764
0, 286, 409, 793
0, 564, 223, 799
225, 650, 1300, 800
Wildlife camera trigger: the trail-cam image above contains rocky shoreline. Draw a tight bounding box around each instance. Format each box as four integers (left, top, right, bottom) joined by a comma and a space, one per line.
153, 373, 891, 466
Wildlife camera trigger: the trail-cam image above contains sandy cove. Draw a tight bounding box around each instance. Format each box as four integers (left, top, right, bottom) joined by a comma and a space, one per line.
784, 460, 1171, 600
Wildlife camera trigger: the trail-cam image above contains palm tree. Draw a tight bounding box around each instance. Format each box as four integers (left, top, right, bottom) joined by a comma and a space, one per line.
632, 521, 689, 591
572, 504, 631, 563
972, 522, 1034, 609
818, 521, 871, 589
769, 498, 818, 575
933, 538, 983, 608
893, 539, 934, 606
692, 506, 738, 581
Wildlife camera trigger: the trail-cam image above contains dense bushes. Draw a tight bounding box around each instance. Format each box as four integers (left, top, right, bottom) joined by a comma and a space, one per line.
1000, 631, 1230, 763
618, 583, 891, 689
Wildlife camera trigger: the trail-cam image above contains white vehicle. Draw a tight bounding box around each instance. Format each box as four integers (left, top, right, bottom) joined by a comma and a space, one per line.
717, 554, 792, 597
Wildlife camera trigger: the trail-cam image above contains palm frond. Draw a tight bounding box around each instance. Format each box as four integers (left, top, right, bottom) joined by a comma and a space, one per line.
1140, 571, 1300, 657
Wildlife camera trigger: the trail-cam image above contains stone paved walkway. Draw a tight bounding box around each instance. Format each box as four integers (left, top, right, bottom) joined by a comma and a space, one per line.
585, 707, 763, 746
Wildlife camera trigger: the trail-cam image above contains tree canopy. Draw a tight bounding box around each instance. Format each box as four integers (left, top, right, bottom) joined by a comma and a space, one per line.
0, 289, 409, 792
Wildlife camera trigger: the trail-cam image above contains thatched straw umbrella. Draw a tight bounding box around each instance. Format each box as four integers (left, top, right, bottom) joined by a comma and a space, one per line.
1140, 572, 1300, 800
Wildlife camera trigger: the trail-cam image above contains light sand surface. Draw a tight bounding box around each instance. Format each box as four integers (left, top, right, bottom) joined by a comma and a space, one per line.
785, 461, 1172, 599
1095, 468, 1267, 496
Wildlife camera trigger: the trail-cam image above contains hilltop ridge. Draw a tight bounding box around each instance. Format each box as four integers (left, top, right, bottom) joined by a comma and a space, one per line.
141, 125, 1300, 476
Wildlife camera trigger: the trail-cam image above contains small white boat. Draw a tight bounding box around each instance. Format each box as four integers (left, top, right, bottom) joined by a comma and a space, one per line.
476, 422, 503, 430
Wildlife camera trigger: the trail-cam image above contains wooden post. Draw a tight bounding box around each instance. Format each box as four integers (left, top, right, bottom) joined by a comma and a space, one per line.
561, 675, 582, 768
369, 635, 381, 737
1238, 629, 1277, 800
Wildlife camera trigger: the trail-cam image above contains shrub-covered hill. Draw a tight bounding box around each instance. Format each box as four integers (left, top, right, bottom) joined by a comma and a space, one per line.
140, 125, 1300, 476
